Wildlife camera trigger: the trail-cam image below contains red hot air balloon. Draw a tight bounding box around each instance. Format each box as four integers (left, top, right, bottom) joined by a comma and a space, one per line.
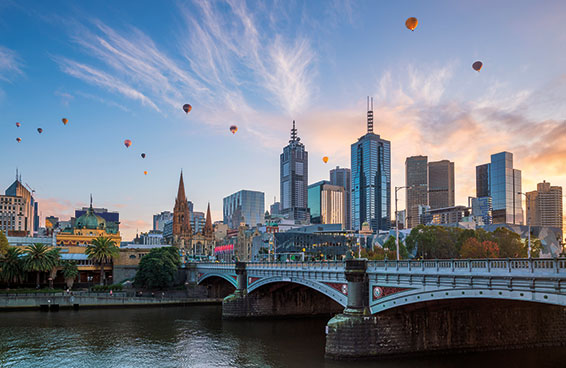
16, 137, 21, 143
183, 104, 192, 114
472, 61, 483, 72
16, 122, 21, 128
405, 17, 418, 31
37, 128, 43, 134
141, 153, 146, 159
230, 125, 238, 134
62, 118, 68, 125
124, 139, 132, 148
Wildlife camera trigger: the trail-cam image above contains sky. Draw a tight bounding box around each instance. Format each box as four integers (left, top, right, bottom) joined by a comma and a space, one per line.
1, 0, 565, 241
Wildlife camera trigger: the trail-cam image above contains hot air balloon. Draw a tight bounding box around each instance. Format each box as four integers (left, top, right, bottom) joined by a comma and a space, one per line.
16, 137, 21, 143
144, 171, 148, 175
183, 104, 192, 114
37, 128, 43, 134
141, 153, 146, 159
472, 61, 483, 72
62, 118, 68, 125
124, 139, 132, 148
405, 17, 418, 31
16, 122, 21, 128
230, 125, 238, 134
322, 156, 329, 163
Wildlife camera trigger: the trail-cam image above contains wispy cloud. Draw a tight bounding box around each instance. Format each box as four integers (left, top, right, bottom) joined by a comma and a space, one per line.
0, 45, 22, 82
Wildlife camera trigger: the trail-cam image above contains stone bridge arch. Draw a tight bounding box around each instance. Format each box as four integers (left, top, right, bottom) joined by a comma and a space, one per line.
197, 273, 237, 298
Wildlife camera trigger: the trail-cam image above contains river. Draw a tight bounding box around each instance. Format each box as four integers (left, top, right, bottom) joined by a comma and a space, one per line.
0, 305, 565, 367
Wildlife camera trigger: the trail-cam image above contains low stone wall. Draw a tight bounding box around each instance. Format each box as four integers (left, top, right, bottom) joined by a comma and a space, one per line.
326, 299, 566, 359
223, 282, 343, 319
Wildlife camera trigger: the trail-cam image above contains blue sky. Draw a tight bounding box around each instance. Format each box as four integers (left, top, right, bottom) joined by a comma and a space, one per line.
1, 0, 565, 240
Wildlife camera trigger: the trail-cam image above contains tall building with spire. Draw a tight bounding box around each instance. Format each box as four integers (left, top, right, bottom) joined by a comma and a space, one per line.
172, 171, 192, 248
351, 97, 391, 232
280, 120, 309, 223
1, 171, 37, 236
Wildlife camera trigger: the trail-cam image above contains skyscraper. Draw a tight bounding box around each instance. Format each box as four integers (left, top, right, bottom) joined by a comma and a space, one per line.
308, 180, 345, 226
280, 120, 309, 223
526, 181, 562, 231
405, 155, 428, 228
3, 172, 36, 236
351, 97, 391, 232
330, 166, 351, 229
153, 211, 173, 231
428, 160, 455, 209
476, 152, 523, 224
223, 190, 265, 229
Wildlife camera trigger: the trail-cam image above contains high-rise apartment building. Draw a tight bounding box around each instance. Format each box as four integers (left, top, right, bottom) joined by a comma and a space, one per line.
351, 97, 391, 232
476, 152, 523, 224
153, 211, 173, 232
191, 211, 205, 234
223, 190, 265, 229
428, 160, 455, 209
1, 174, 37, 236
308, 180, 345, 226
280, 121, 309, 223
330, 166, 351, 229
270, 201, 281, 216
526, 181, 562, 231
405, 155, 428, 228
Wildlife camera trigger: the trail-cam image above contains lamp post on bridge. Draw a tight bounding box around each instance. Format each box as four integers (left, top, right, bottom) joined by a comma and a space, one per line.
518, 191, 531, 259
395, 184, 426, 261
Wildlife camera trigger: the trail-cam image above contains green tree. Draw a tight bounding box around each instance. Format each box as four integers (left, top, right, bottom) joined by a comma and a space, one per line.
0, 247, 24, 287
46, 248, 61, 289
492, 228, 524, 258
85, 236, 120, 285
382, 236, 409, 259
61, 260, 79, 289
135, 247, 181, 289
23, 243, 57, 288
0, 231, 9, 256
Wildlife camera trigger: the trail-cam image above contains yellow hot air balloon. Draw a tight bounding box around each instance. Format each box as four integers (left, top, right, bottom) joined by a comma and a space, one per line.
62, 118, 68, 125
322, 156, 329, 163
144, 171, 148, 175
405, 17, 418, 31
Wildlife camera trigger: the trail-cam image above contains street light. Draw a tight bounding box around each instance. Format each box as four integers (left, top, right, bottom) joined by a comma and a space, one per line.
518, 192, 532, 258
395, 184, 427, 261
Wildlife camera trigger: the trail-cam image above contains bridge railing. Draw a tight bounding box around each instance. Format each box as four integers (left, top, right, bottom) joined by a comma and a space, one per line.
367, 258, 566, 274
247, 261, 344, 270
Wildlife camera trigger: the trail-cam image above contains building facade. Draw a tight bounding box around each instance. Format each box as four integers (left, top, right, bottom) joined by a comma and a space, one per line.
172, 172, 192, 248
351, 98, 391, 232
308, 180, 345, 227
427, 206, 471, 225
428, 160, 455, 210
270, 201, 281, 216
2, 175, 37, 236
223, 190, 265, 229
405, 155, 428, 228
153, 211, 173, 232
471, 196, 493, 225
330, 166, 351, 229
476, 152, 523, 225
526, 181, 563, 231
280, 120, 309, 223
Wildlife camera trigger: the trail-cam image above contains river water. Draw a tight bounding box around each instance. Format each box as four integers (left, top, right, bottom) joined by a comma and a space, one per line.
0, 305, 565, 367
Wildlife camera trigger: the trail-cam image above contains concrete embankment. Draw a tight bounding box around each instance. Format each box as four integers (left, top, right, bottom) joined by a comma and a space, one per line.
0, 293, 222, 311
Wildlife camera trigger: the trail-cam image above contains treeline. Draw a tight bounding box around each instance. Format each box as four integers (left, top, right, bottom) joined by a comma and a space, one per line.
362, 225, 541, 260
134, 247, 181, 289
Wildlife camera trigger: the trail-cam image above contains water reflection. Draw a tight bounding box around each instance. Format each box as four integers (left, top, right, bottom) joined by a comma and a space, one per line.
0, 306, 565, 367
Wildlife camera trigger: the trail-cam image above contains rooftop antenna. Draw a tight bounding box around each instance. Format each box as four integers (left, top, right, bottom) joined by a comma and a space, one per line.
290, 120, 298, 142
367, 96, 374, 134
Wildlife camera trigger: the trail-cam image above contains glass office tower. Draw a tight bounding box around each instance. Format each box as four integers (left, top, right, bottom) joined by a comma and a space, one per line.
223, 190, 265, 229
330, 166, 351, 229
476, 152, 523, 224
351, 98, 391, 232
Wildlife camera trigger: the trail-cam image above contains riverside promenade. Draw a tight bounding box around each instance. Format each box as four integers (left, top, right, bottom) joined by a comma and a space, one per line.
0, 292, 222, 311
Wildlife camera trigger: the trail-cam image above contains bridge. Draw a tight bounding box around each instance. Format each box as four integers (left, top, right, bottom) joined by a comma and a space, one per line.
190, 258, 566, 359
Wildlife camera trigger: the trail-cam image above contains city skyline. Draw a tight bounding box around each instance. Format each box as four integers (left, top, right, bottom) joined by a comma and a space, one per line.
1, 1, 565, 240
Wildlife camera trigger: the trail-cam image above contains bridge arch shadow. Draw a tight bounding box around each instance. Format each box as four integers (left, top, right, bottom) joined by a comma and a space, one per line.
198, 274, 236, 299
245, 277, 346, 317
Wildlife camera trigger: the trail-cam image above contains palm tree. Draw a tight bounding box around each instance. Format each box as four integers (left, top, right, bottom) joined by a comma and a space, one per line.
23, 243, 56, 288
61, 260, 79, 290
85, 236, 119, 285
0, 247, 24, 287
46, 248, 61, 289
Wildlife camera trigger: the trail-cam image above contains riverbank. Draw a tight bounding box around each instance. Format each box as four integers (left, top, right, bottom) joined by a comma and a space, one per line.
0, 294, 222, 311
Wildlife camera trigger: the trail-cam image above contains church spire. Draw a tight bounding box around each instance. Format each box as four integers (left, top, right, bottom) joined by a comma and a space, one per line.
203, 202, 213, 237
177, 171, 187, 202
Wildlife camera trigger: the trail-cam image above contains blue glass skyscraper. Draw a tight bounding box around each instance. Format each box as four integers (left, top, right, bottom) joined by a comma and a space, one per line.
351, 98, 391, 232
223, 190, 265, 229
476, 151, 523, 224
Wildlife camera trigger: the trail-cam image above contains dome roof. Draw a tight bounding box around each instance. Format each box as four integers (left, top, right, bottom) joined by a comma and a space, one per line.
76, 207, 106, 230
